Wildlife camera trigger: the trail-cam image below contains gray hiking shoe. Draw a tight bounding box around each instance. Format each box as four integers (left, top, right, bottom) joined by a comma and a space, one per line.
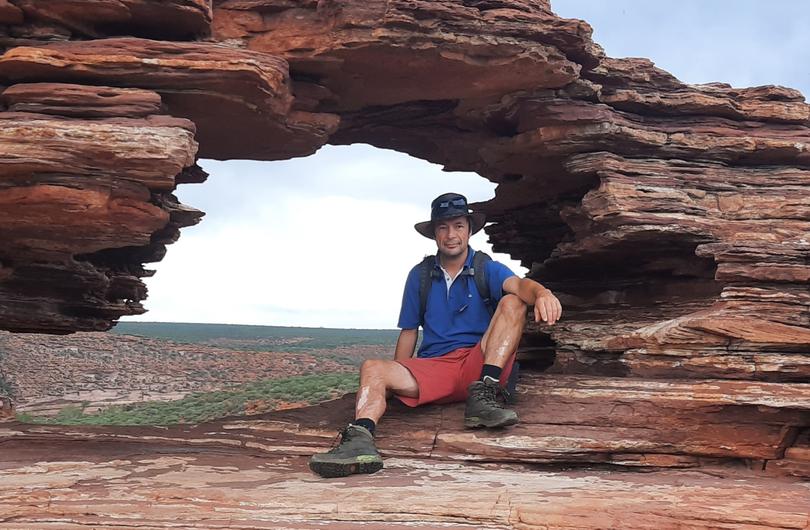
309, 424, 383, 478
464, 379, 519, 428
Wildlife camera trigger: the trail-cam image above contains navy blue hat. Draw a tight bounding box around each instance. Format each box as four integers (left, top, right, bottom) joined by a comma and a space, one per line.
414, 192, 486, 239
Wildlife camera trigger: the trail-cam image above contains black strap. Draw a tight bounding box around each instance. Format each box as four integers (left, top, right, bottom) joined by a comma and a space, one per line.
417, 255, 436, 326
472, 251, 494, 316
417, 251, 495, 325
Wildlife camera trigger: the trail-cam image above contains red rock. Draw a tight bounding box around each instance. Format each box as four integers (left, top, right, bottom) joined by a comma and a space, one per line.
4, 374, 808, 468
0, 111, 196, 188
591, 58, 810, 124
2, 82, 163, 117
8, 0, 212, 39
0, 0, 23, 25
1, 438, 808, 529
0, 1, 807, 521
0, 389, 808, 527
0, 37, 339, 160
213, 0, 596, 110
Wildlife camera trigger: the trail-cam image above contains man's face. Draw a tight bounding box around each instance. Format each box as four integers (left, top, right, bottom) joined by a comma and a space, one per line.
434, 216, 470, 258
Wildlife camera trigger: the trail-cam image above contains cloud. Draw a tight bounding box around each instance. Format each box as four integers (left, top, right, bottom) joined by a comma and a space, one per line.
130, 147, 526, 328
554, 0, 809, 96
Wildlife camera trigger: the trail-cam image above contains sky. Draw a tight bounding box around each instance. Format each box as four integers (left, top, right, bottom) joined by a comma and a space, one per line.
125, 0, 810, 329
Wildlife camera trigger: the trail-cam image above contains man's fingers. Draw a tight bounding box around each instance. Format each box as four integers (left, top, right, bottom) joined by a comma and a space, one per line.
538, 301, 548, 323
546, 299, 557, 325
535, 295, 563, 325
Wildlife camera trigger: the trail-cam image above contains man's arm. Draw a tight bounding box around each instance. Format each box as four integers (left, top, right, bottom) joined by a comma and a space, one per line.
502, 276, 563, 325
394, 328, 418, 361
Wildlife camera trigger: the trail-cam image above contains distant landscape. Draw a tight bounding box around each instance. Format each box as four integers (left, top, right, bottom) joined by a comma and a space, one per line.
0, 322, 400, 425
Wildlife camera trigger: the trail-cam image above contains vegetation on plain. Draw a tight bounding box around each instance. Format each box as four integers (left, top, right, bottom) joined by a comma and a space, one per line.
112, 322, 399, 352
16, 372, 359, 426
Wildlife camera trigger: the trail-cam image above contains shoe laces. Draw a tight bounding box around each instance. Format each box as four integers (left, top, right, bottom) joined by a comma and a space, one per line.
477, 381, 508, 409
330, 424, 363, 449
330, 426, 352, 449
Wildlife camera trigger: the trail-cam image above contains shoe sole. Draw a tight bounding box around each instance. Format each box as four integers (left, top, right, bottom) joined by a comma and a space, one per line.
309, 455, 384, 478
464, 415, 519, 429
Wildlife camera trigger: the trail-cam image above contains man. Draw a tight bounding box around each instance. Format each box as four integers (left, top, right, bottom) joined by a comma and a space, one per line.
309, 192, 562, 478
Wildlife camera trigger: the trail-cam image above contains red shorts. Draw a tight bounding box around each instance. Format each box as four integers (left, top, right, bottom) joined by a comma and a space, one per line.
395, 342, 515, 407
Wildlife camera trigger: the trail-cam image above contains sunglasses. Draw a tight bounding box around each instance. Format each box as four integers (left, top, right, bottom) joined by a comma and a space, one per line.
436, 198, 467, 209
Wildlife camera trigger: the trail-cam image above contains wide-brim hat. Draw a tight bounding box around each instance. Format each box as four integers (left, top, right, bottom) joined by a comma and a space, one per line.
414, 192, 486, 239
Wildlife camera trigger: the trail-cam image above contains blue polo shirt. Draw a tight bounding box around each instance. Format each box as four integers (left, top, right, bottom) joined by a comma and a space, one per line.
397, 248, 517, 358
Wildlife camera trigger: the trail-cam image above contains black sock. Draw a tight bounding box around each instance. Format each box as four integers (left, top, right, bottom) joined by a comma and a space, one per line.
480, 364, 502, 383
352, 417, 376, 435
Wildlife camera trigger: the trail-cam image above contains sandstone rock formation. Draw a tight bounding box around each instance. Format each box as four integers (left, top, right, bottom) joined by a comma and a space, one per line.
0, 0, 807, 527
2, 392, 809, 528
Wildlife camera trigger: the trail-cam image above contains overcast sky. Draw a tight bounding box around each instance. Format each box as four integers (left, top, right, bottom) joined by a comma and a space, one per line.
125, 0, 809, 329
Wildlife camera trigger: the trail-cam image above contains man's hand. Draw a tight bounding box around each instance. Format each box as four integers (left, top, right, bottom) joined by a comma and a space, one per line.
533, 288, 562, 325
503, 276, 563, 325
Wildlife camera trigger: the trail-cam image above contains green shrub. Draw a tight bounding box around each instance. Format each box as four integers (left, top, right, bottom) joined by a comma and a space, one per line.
19, 372, 360, 426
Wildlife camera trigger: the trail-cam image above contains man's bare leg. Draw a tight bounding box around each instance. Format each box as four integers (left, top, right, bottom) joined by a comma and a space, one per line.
465, 294, 527, 428
309, 359, 418, 478
480, 294, 528, 368
355, 359, 419, 423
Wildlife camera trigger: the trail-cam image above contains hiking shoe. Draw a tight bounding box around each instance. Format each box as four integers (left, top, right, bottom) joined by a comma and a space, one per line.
464, 379, 519, 428
309, 424, 383, 478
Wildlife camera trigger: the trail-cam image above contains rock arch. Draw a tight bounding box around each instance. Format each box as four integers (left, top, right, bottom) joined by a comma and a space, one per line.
0, 1, 808, 526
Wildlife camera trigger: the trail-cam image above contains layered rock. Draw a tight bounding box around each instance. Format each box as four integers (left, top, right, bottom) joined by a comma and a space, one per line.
210, 4, 810, 470
213, 0, 597, 110
3, 445, 808, 529
0, 1, 808, 526
0, 81, 202, 332
1, 389, 809, 528
0, 0, 212, 42
0, 38, 340, 159
5, 374, 808, 466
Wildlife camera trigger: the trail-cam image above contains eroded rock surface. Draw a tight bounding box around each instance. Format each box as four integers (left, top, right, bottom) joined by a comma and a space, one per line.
2, 0, 212, 41
0, 1, 808, 526
1, 392, 809, 528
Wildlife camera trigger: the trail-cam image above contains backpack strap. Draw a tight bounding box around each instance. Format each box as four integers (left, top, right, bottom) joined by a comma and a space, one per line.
417, 254, 439, 326
419, 251, 495, 325
471, 250, 494, 315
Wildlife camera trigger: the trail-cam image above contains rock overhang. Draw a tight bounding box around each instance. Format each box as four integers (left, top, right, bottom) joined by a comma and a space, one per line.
0, 0, 807, 515
0, 0, 806, 385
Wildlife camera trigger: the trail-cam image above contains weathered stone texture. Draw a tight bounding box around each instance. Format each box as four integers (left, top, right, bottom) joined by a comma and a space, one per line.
0, 77, 201, 332
0, 1, 807, 526
1, 0, 212, 41
1, 392, 809, 528
2, 446, 808, 529
0, 37, 340, 159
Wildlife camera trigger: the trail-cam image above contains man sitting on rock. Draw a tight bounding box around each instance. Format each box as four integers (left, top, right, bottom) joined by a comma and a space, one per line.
309, 192, 562, 478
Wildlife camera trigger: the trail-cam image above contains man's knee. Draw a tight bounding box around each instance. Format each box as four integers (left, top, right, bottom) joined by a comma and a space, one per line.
361, 359, 384, 376
498, 294, 527, 321
360, 359, 396, 384
360, 359, 417, 396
